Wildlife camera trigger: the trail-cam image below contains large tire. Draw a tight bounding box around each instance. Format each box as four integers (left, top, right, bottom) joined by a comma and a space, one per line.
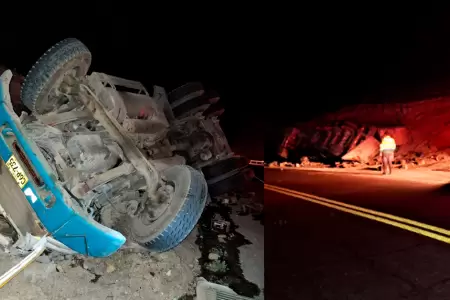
21, 38, 92, 115
130, 165, 208, 252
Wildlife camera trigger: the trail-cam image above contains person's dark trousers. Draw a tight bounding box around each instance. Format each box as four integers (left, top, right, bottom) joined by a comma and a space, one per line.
382, 150, 395, 175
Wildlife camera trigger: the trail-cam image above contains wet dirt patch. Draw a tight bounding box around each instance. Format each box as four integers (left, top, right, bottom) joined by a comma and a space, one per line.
196, 201, 261, 298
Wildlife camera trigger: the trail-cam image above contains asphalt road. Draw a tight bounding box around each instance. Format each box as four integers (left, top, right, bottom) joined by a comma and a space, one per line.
265, 168, 450, 300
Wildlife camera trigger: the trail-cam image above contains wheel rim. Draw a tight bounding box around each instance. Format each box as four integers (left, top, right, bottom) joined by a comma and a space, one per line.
35, 66, 82, 115
129, 166, 207, 245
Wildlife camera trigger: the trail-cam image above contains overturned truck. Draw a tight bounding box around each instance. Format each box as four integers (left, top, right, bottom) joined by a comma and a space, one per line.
279, 122, 379, 162
279, 121, 413, 165
0, 38, 248, 257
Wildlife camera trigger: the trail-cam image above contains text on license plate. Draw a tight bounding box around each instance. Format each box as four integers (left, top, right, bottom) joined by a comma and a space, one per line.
5, 155, 29, 189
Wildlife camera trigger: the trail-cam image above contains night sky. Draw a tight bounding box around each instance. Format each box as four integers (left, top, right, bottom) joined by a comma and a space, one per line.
0, 6, 261, 158
2, 6, 450, 161
264, 5, 450, 159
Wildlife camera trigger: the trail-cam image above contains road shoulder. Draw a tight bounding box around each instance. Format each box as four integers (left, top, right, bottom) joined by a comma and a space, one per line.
266, 166, 450, 185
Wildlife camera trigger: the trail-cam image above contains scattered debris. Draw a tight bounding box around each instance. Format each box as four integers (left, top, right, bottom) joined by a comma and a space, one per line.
280, 162, 295, 168
214, 194, 238, 206
105, 261, 116, 273
301, 156, 310, 166
217, 234, 227, 243
212, 219, 231, 233
0, 215, 17, 252
0, 234, 12, 251
0, 236, 200, 300
196, 202, 261, 298
268, 161, 279, 167
269, 159, 329, 169
276, 117, 450, 172
82, 258, 107, 276
394, 149, 450, 170
196, 277, 255, 300
208, 253, 220, 261
271, 126, 450, 172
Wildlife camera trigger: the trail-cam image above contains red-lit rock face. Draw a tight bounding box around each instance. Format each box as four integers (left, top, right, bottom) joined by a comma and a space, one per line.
279, 96, 450, 167
320, 97, 450, 151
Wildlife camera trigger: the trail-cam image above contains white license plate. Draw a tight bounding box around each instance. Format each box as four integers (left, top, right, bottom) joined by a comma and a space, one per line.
5, 155, 29, 189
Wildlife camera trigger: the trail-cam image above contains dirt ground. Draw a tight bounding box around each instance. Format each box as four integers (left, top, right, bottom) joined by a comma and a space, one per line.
0, 228, 200, 300
0, 207, 265, 300
231, 207, 264, 297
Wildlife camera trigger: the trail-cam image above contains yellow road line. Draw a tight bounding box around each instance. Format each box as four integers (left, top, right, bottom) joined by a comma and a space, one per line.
264, 184, 450, 244
265, 184, 450, 236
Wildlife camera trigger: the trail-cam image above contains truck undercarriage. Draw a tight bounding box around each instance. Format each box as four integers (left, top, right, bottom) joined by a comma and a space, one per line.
0, 38, 247, 257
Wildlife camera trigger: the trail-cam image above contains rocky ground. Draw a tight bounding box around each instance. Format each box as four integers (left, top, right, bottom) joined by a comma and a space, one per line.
0, 229, 200, 300
271, 148, 450, 172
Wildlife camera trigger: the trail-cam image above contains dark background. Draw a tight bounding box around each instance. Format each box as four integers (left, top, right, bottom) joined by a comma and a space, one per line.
275, 5, 450, 122
0, 6, 262, 158
2, 5, 450, 161
265, 5, 450, 159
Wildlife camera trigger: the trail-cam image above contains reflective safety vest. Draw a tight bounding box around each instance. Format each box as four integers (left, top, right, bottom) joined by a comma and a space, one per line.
380, 136, 396, 152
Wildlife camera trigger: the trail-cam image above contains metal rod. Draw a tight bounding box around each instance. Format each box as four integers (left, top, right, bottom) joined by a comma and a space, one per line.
0, 237, 47, 288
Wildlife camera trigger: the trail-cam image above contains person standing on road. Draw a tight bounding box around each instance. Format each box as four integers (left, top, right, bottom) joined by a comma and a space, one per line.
379, 132, 396, 175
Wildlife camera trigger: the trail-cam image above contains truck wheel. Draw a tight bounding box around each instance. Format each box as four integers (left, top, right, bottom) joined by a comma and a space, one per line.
21, 38, 92, 115
130, 165, 208, 252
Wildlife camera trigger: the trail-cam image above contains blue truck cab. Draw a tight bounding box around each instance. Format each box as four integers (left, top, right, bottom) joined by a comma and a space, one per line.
0, 71, 126, 257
